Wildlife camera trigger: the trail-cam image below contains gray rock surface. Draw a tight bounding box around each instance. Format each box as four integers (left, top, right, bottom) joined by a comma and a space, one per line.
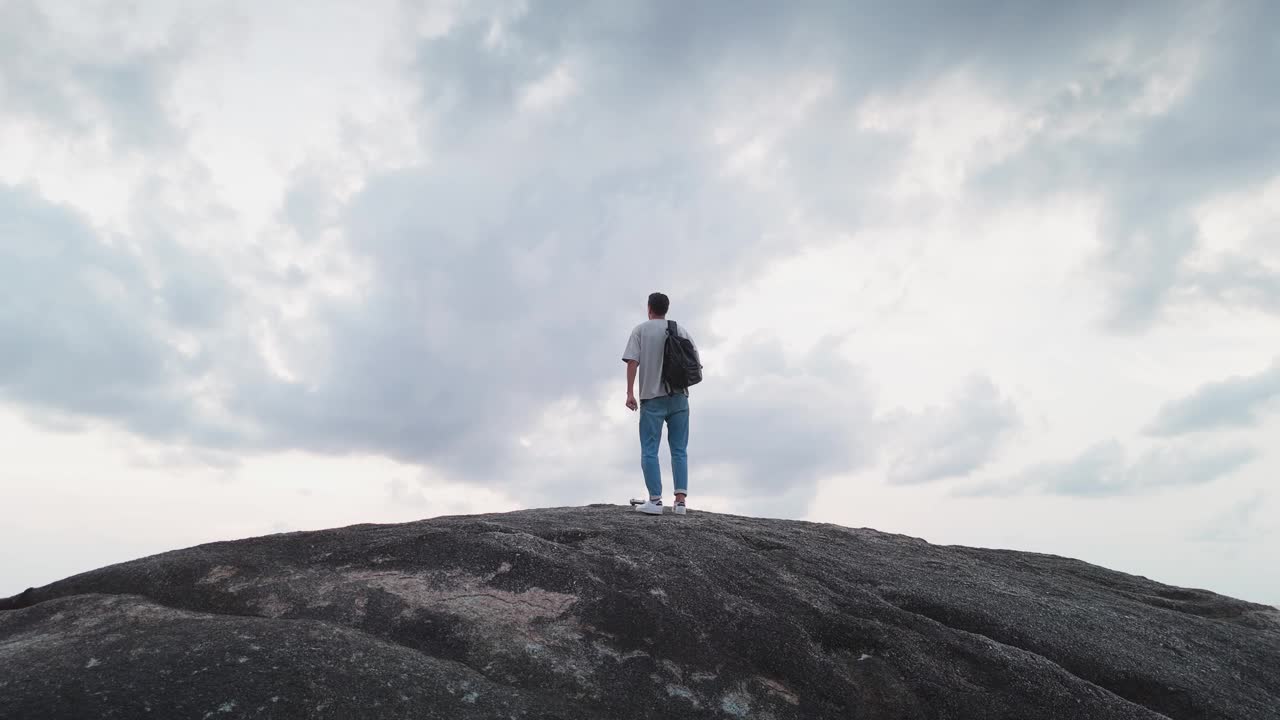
1, 505, 1277, 719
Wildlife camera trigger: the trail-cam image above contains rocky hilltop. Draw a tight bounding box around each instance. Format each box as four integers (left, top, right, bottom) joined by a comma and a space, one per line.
1, 506, 1277, 719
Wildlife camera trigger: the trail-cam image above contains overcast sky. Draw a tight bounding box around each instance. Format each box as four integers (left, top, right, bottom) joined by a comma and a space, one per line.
2, 0, 1278, 606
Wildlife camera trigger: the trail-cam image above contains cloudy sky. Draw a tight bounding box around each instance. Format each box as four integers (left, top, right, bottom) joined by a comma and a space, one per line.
2, 0, 1278, 606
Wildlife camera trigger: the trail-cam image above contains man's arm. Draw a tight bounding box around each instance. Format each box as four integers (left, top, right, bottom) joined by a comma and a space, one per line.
622, 327, 641, 411
625, 360, 639, 410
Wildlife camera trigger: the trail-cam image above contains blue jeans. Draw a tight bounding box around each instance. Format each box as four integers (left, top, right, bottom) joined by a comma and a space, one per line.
639, 394, 689, 499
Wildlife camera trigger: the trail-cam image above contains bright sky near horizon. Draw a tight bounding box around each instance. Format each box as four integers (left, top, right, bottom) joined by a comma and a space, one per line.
2, 0, 1278, 606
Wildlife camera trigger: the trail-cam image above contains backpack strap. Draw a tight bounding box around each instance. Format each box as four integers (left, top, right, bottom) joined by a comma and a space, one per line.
664, 320, 677, 395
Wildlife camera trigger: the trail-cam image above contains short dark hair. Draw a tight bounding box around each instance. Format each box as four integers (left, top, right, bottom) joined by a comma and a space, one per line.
648, 292, 670, 316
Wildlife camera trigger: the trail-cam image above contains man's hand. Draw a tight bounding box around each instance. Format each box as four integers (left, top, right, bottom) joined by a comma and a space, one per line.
626, 394, 638, 411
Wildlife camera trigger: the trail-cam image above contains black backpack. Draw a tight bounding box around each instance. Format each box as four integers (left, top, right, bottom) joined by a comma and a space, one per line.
662, 320, 703, 393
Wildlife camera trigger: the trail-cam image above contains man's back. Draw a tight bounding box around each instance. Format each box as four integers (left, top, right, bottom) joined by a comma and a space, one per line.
622, 319, 697, 401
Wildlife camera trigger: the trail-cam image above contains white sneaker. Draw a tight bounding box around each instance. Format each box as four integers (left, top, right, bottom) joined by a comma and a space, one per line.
673, 500, 687, 515
634, 499, 664, 515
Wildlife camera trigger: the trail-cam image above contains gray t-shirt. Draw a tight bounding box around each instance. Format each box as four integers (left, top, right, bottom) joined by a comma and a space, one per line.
622, 319, 698, 401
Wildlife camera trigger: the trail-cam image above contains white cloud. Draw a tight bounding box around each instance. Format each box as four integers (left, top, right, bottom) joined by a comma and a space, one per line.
856, 70, 1040, 199
1147, 358, 1280, 436
962, 439, 1258, 497
518, 62, 577, 113
883, 376, 1020, 485
1193, 490, 1272, 543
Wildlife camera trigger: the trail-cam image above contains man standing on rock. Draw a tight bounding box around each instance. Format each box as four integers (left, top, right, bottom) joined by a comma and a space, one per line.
622, 292, 701, 516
